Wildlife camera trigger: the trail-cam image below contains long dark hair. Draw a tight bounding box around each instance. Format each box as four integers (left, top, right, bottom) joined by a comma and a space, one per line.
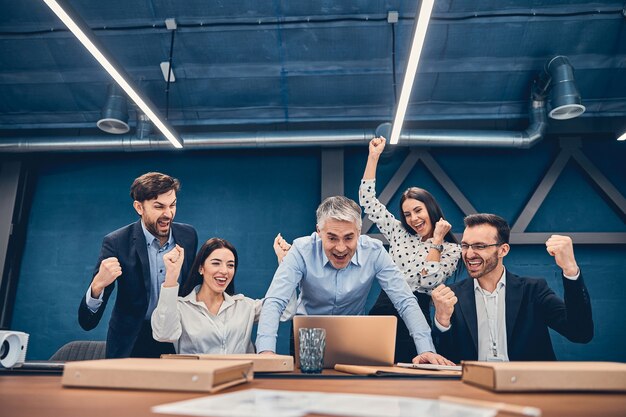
180, 238, 237, 297
399, 187, 458, 244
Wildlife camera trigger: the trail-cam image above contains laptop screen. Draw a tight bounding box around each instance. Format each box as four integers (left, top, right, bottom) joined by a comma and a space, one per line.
293, 315, 397, 369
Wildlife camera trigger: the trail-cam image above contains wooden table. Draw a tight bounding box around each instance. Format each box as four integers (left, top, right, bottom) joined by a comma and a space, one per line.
1, 373, 625, 417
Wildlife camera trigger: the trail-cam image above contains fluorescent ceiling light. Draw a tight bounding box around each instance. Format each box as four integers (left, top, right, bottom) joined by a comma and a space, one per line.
389, 0, 435, 145
42, 0, 183, 149
618, 131, 626, 141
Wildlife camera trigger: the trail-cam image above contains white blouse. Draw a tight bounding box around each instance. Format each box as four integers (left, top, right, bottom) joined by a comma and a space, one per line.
151, 284, 262, 354
359, 179, 461, 293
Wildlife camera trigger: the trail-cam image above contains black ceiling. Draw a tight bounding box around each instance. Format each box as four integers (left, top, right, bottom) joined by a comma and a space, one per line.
1, 1, 625, 139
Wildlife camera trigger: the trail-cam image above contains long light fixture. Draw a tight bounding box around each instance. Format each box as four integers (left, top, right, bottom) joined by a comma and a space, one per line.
389, 0, 435, 145
42, 0, 183, 149
618, 131, 626, 141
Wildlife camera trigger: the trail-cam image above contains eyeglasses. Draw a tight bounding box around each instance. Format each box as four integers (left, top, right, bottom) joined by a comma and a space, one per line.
460, 242, 503, 251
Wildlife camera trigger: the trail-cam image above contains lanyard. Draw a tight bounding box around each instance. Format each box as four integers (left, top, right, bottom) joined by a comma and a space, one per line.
478, 288, 499, 358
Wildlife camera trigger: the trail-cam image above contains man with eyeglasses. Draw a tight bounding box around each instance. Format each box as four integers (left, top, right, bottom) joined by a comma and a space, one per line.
431, 213, 593, 363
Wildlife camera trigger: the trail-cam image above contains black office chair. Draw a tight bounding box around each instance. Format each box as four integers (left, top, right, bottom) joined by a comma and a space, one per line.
49, 340, 106, 361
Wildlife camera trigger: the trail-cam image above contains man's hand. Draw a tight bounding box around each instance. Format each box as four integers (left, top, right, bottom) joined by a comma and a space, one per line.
91, 257, 122, 298
259, 350, 275, 355
368, 137, 386, 159
431, 284, 457, 328
163, 245, 184, 286
432, 218, 452, 243
273, 233, 292, 264
412, 351, 455, 366
546, 235, 579, 276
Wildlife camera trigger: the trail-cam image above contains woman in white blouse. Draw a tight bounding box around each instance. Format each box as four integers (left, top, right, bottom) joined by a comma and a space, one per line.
151, 238, 261, 354
359, 137, 462, 362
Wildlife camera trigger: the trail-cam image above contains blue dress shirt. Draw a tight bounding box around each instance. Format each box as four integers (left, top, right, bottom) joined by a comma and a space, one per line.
256, 232, 435, 354
141, 222, 175, 319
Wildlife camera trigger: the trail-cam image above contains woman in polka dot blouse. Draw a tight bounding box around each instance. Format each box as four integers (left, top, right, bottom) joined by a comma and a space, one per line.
359, 137, 462, 362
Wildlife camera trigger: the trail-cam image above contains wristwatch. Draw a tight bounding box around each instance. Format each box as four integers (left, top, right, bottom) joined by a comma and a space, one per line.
430, 243, 444, 252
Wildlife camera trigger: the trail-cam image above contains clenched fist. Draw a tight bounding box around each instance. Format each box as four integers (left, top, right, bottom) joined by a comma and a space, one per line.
163, 245, 184, 286
545, 235, 579, 276
368, 137, 386, 159
91, 257, 122, 298
432, 218, 452, 242
273, 233, 292, 264
431, 284, 457, 328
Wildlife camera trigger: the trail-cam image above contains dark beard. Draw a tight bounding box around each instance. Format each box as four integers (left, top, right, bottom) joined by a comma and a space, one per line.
145, 218, 170, 238
465, 252, 499, 279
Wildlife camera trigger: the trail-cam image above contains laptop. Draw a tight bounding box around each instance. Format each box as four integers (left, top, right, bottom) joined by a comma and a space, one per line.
293, 315, 397, 369
0, 361, 65, 374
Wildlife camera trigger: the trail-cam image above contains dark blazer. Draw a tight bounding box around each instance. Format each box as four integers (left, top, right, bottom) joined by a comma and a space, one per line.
78, 220, 198, 358
433, 271, 593, 363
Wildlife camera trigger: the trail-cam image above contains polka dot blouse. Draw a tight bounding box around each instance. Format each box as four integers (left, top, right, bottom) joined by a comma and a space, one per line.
359, 179, 462, 294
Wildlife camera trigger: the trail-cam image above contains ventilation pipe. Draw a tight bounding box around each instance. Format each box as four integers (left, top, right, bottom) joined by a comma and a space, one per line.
0, 99, 547, 153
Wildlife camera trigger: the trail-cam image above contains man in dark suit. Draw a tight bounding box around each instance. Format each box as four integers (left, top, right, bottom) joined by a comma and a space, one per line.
78, 172, 198, 358
431, 213, 592, 363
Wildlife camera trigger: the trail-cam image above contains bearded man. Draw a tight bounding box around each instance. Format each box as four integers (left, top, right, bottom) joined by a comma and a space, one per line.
78, 172, 198, 358
431, 213, 593, 362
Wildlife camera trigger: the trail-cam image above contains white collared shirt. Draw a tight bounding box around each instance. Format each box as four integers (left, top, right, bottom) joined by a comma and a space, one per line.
473, 269, 509, 361
151, 284, 262, 354
435, 268, 581, 360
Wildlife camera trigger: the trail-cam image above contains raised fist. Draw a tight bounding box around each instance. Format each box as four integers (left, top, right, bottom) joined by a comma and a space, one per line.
545, 235, 579, 276
91, 257, 122, 298
368, 137, 386, 158
431, 284, 458, 328
163, 245, 184, 282
433, 218, 452, 241
273, 233, 292, 264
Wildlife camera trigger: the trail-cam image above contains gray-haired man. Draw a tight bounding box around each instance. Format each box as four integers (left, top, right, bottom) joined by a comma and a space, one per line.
256, 196, 452, 365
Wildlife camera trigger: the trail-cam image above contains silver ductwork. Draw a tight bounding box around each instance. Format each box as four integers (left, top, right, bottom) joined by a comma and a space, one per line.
0, 99, 547, 153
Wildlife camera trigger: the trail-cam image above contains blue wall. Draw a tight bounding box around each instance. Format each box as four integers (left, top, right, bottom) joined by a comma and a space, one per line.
11, 136, 626, 361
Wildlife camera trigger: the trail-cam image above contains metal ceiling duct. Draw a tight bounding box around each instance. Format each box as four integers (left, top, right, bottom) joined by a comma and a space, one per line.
96, 84, 130, 135
0, 99, 547, 153
545, 56, 586, 120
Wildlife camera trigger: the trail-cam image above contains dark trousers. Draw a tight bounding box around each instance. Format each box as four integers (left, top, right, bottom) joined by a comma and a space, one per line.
368, 290, 432, 363
129, 320, 176, 358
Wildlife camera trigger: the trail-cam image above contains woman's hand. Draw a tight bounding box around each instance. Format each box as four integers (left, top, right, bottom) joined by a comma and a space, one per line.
163, 245, 184, 286
273, 233, 292, 264
432, 218, 452, 243
368, 136, 386, 159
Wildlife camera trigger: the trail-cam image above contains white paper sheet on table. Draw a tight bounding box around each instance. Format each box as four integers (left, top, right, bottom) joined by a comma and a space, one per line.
152, 389, 497, 417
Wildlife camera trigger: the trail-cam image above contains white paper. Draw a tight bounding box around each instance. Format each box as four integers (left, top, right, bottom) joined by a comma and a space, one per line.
152, 389, 313, 417
152, 389, 496, 417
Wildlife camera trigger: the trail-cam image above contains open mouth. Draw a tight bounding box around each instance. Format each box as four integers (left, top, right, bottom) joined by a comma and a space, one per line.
214, 276, 229, 286
157, 218, 170, 229
332, 252, 349, 263
412, 220, 425, 230
465, 258, 483, 272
